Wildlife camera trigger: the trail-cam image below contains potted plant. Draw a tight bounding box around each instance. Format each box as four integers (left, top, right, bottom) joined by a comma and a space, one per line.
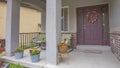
29, 48, 40, 62
14, 48, 24, 59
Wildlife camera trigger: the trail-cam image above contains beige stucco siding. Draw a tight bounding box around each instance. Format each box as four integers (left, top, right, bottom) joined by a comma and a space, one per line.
0, 2, 41, 39
0, 2, 6, 39
20, 6, 41, 33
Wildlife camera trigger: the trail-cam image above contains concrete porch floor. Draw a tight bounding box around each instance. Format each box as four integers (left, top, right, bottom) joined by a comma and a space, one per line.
1, 45, 120, 68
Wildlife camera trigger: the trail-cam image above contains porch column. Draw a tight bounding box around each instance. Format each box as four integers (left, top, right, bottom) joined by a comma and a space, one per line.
41, 12, 46, 32
6, 0, 20, 56
46, 0, 61, 65
110, 0, 120, 32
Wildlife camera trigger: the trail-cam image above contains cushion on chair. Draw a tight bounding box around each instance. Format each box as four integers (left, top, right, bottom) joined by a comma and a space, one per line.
61, 34, 71, 46
58, 42, 68, 53
38, 34, 46, 42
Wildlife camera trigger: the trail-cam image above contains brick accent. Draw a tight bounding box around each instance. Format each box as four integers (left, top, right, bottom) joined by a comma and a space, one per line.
110, 32, 120, 60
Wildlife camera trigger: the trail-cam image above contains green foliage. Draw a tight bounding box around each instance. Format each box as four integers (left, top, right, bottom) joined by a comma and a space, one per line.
9, 63, 28, 68
31, 43, 38, 48
30, 48, 40, 55
38, 34, 46, 42
15, 48, 23, 52
23, 46, 30, 50
20, 45, 30, 50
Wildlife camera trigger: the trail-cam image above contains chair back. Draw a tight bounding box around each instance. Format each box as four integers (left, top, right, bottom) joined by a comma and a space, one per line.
58, 43, 68, 53
38, 34, 46, 42
62, 34, 71, 46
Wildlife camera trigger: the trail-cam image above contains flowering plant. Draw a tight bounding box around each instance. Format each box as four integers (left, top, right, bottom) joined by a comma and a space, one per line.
29, 48, 40, 55
0, 62, 4, 67
15, 48, 23, 52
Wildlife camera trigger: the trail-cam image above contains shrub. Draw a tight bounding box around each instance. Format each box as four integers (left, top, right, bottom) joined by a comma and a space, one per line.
9, 63, 28, 68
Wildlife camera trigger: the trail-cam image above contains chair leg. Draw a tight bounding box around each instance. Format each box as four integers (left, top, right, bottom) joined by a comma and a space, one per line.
59, 54, 63, 62
66, 54, 69, 65
62, 54, 69, 65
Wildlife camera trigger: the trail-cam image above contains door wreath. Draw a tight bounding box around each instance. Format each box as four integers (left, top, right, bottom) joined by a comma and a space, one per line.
86, 9, 99, 24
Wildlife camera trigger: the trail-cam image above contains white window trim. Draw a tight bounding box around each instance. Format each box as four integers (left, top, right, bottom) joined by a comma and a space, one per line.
61, 6, 69, 32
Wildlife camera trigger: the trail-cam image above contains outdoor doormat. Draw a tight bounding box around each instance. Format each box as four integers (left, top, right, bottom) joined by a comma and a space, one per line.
82, 49, 102, 54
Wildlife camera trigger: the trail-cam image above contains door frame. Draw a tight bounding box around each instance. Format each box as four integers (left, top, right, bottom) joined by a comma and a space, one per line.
76, 4, 110, 45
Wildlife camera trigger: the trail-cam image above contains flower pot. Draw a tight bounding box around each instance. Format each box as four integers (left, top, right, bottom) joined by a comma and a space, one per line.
30, 53, 40, 62
14, 51, 24, 59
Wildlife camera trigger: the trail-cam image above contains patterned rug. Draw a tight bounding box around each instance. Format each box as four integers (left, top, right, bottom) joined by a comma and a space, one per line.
82, 49, 102, 54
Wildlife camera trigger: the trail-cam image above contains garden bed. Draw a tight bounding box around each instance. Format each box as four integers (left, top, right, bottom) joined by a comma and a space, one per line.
0, 61, 29, 68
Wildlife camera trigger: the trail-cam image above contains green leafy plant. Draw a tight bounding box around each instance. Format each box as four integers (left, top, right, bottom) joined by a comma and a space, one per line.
20, 45, 29, 50
15, 48, 23, 52
29, 48, 40, 55
9, 63, 28, 68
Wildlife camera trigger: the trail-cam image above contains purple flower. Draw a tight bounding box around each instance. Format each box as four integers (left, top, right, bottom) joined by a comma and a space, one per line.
0, 62, 4, 67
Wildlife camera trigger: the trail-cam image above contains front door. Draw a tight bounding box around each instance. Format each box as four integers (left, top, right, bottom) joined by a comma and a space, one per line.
77, 4, 109, 45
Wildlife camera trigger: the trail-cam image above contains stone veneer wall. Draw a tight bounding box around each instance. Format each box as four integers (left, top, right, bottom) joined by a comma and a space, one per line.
110, 32, 120, 60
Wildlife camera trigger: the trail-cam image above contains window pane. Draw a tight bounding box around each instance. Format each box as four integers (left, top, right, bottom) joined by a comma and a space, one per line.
102, 7, 108, 40
64, 8, 68, 31
61, 8, 64, 31
61, 8, 68, 31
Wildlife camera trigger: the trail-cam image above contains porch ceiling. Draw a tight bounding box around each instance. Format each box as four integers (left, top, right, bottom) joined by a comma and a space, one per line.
0, 0, 46, 12
21, 0, 46, 12
22, 0, 110, 11
2, 0, 110, 12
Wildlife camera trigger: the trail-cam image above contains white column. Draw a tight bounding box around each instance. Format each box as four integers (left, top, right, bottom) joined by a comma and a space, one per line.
6, 0, 20, 56
110, 0, 120, 32
46, 0, 61, 65
41, 12, 46, 32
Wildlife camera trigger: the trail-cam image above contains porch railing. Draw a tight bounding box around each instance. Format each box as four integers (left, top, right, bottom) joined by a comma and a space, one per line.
19, 32, 40, 48
0, 39, 5, 47
0, 32, 76, 50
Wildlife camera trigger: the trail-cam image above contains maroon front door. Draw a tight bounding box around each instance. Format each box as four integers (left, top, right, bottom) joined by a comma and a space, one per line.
77, 4, 109, 45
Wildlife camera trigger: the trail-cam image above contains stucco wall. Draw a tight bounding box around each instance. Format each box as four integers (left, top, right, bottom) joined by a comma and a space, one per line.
109, 0, 120, 32
0, 2, 41, 39
20, 6, 41, 33
62, 0, 109, 33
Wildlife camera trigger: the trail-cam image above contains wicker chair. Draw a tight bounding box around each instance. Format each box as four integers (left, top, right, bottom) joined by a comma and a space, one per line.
58, 42, 69, 62
31, 34, 46, 50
